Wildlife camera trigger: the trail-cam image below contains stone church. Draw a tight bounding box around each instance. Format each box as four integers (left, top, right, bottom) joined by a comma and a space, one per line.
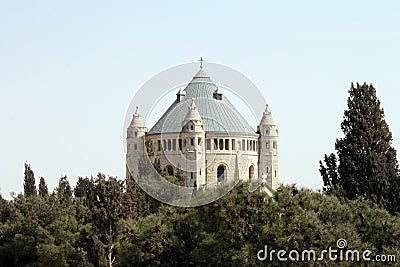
126, 63, 279, 192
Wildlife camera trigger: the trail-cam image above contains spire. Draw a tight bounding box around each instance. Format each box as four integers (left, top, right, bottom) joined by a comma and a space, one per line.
198, 56, 205, 69
130, 106, 146, 128
135, 106, 140, 116
259, 104, 275, 125
182, 98, 202, 126
192, 57, 210, 79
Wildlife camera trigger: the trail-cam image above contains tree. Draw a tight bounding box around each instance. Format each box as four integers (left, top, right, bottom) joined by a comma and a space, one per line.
38, 176, 48, 197
91, 174, 124, 267
320, 82, 400, 213
23, 163, 37, 197
57, 176, 72, 204
0, 194, 92, 266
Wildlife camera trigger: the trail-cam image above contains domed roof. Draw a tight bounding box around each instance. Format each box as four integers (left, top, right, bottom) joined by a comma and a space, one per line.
147, 68, 256, 135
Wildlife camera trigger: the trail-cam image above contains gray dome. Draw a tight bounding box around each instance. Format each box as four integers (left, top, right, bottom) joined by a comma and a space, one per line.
147, 69, 256, 135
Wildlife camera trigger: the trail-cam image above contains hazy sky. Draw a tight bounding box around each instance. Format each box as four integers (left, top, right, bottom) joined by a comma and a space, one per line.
1, 1, 400, 197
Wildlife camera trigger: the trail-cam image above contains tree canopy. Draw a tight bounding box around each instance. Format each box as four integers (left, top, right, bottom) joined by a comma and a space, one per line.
0, 164, 399, 266
320, 82, 400, 214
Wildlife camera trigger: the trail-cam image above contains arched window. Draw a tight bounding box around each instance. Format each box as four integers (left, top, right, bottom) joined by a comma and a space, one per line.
217, 165, 225, 183
249, 165, 254, 180
166, 165, 174, 176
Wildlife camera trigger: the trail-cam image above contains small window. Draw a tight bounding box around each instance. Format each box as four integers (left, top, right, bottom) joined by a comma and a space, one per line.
157, 140, 161, 151
232, 139, 236, 150
191, 172, 194, 179
179, 139, 182, 150
225, 139, 229, 150
206, 139, 211, 150
219, 139, 224, 150
163, 140, 166, 151
249, 165, 254, 180
190, 138, 194, 146
275, 170, 277, 177
173, 139, 176, 150
217, 165, 225, 183
242, 140, 245, 151
190, 125, 194, 131
134, 132, 138, 137
266, 130, 269, 135
273, 141, 277, 149
198, 138, 201, 145
214, 139, 218, 150
266, 142, 269, 149
168, 140, 171, 150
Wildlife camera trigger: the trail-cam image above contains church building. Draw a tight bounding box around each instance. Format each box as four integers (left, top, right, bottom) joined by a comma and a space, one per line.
126, 62, 279, 192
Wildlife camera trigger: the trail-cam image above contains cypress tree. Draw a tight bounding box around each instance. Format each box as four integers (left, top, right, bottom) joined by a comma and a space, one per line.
38, 176, 48, 197
57, 176, 72, 203
23, 163, 37, 196
320, 82, 400, 213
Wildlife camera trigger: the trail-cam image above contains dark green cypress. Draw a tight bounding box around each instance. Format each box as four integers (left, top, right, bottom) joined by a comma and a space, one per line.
23, 163, 37, 196
38, 176, 48, 197
320, 82, 400, 213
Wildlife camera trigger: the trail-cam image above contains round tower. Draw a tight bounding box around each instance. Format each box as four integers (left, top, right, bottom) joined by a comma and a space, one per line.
126, 107, 148, 179
257, 104, 279, 190
180, 98, 206, 188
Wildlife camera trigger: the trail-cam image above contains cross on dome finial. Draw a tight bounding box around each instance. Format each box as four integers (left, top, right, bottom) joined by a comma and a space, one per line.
198, 56, 205, 69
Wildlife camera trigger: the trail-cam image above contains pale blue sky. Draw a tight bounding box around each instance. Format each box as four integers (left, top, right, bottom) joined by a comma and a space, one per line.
1, 1, 400, 197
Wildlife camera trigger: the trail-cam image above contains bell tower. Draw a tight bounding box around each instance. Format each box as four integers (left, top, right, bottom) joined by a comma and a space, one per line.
126, 107, 148, 180
257, 104, 279, 190
180, 98, 206, 188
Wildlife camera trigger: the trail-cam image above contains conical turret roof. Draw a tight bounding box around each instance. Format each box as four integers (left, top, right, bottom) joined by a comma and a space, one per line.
259, 104, 276, 126
129, 106, 146, 128
182, 98, 202, 126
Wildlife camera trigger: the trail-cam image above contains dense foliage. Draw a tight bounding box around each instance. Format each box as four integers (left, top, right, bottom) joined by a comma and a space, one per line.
0, 169, 399, 266
320, 83, 400, 214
